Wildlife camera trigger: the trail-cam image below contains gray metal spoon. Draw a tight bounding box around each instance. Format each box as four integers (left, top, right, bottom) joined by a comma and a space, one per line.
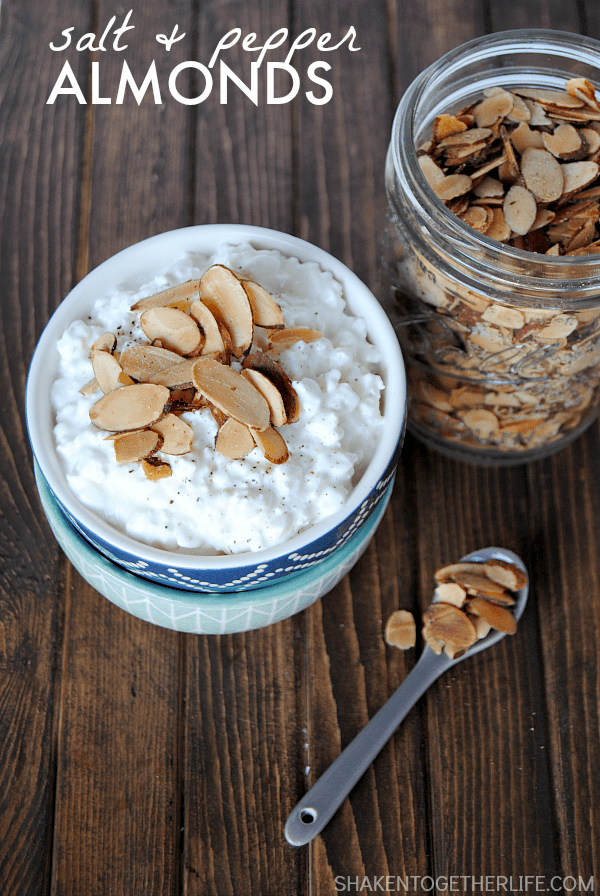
284, 546, 529, 847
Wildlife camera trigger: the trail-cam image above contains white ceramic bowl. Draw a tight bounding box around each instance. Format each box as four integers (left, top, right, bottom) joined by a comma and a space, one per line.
27, 225, 406, 593
34, 459, 393, 634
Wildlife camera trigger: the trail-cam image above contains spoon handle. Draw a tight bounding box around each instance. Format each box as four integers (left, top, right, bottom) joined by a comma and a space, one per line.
284, 647, 451, 846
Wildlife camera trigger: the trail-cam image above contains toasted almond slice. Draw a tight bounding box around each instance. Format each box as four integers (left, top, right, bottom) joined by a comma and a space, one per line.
241, 368, 287, 427
466, 597, 517, 634
581, 127, 600, 155
514, 87, 584, 109
530, 207, 556, 231
151, 413, 193, 455
89, 383, 171, 432
482, 303, 525, 330
422, 621, 445, 655
268, 327, 323, 353
474, 90, 514, 127
546, 243, 562, 256
566, 77, 600, 111
199, 264, 254, 357
506, 92, 531, 123
140, 307, 202, 356
91, 349, 134, 394
541, 123, 583, 159
142, 457, 172, 480
435, 561, 493, 584
520, 148, 564, 202
438, 127, 493, 147
534, 313, 579, 340
120, 344, 185, 382
384, 609, 416, 649
472, 175, 505, 198
561, 160, 600, 195
241, 279, 285, 329
80, 377, 99, 396
242, 351, 300, 424
484, 558, 527, 591
189, 299, 227, 356
510, 121, 545, 154
475, 153, 508, 178
192, 357, 270, 431
149, 358, 198, 389
131, 280, 200, 313
424, 603, 477, 649
433, 583, 467, 608
92, 332, 117, 353
459, 408, 499, 439
460, 205, 493, 232
215, 416, 256, 459
432, 114, 467, 142
451, 571, 514, 601
432, 173, 472, 201
418, 154, 446, 188
251, 425, 289, 464
485, 206, 512, 242
113, 429, 162, 464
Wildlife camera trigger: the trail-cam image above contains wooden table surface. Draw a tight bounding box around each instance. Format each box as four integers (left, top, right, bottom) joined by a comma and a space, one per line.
3, 0, 600, 893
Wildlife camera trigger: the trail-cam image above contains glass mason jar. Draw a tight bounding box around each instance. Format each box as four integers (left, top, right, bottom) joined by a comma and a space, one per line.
380, 30, 600, 464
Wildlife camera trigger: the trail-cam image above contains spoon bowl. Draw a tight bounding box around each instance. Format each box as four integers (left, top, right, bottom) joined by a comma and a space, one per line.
284, 546, 528, 846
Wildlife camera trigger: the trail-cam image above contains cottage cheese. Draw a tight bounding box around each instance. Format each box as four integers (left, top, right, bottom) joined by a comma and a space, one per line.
51, 244, 384, 555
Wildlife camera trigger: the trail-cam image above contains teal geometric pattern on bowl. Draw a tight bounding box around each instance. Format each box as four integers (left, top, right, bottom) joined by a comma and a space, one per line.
35, 461, 393, 634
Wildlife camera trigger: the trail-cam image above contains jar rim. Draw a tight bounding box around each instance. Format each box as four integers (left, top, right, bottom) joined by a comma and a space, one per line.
391, 29, 600, 306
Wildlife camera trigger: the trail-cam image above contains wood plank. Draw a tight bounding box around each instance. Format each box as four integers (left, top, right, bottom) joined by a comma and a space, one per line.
183, 2, 301, 893
292, 0, 432, 886
0, 0, 90, 892
526, 429, 600, 886
488, 0, 581, 30
49, 2, 194, 892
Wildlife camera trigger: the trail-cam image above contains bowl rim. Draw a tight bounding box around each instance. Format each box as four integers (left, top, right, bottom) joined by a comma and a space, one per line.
26, 223, 406, 571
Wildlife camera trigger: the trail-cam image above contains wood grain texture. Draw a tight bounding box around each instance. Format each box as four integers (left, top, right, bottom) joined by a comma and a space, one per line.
0, 1, 89, 893
2, 0, 600, 893
48, 3, 193, 893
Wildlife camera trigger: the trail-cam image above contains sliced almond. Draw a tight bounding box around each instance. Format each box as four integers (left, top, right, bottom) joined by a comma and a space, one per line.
215, 417, 255, 459
432, 173, 473, 201
561, 160, 600, 195
142, 457, 172, 480
267, 327, 323, 354
189, 300, 227, 356
80, 377, 99, 396
241, 279, 285, 329
242, 351, 300, 424
485, 207, 512, 242
432, 114, 467, 142
418, 154, 446, 188
433, 582, 467, 608
91, 350, 134, 394
149, 358, 198, 389
251, 425, 289, 464
514, 87, 584, 109
474, 90, 514, 127
566, 77, 600, 111
451, 571, 514, 602
503, 184, 538, 236
241, 368, 287, 427
131, 280, 200, 313
541, 123, 583, 159
192, 357, 271, 431
481, 303, 525, 330
92, 332, 117, 353
520, 147, 564, 201
140, 307, 202, 356
199, 264, 254, 358
466, 597, 517, 635
120, 344, 185, 382
424, 603, 477, 650
459, 408, 499, 439
384, 609, 416, 649
113, 429, 162, 464
151, 413, 193, 455
510, 121, 545, 154
422, 621, 445, 655
89, 383, 171, 432
435, 561, 493, 584
484, 558, 527, 591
